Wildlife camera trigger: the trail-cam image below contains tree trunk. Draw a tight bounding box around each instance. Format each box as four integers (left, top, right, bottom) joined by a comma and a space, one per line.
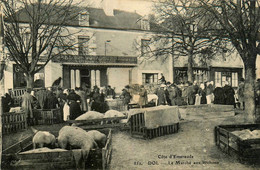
25, 73, 34, 88
172, 54, 175, 83
187, 53, 193, 83
244, 62, 256, 123
0, 96, 3, 165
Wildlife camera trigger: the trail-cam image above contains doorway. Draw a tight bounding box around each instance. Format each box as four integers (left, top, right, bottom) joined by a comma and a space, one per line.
80, 69, 91, 88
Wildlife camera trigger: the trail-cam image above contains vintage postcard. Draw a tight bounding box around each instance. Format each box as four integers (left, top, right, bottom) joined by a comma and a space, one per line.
1, 0, 260, 169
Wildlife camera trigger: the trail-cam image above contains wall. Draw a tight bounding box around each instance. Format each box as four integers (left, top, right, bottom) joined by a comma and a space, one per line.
44, 61, 63, 87
107, 67, 130, 93
94, 29, 143, 56
4, 62, 13, 92
133, 55, 172, 84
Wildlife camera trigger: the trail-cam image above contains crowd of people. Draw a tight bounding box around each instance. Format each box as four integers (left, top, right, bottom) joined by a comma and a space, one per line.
154, 78, 260, 110
2, 77, 260, 125
1, 84, 126, 125
154, 80, 235, 107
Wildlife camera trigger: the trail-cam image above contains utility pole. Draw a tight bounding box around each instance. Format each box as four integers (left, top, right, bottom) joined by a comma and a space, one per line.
104, 40, 111, 56
171, 33, 175, 83
0, 1, 5, 96
0, 1, 4, 166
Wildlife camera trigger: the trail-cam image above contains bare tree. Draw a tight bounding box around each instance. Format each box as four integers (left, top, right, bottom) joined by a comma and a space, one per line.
199, 0, 260, 122
148, 0, 228, 83
2, 0, 84, 88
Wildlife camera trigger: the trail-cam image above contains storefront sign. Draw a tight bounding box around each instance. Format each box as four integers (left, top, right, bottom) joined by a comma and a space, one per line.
221, 72, 231, 76
52, 55, 137, 65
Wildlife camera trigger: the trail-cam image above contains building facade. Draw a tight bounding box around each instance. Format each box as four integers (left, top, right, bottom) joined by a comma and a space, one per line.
174, 51, 244, 88
3, 5, 173, 93
2, 2, 246, 94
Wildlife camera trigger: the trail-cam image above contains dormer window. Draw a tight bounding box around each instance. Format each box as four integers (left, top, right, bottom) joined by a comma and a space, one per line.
138, 17, 150, 31
79, 11, 89, 26
141, 19, 150, 30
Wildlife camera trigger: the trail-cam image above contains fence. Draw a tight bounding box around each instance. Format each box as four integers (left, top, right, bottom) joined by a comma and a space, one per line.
130, 112, 179, 139
33, 108, 61, 125
9, 88, 42, 106
2, 112, 27, 134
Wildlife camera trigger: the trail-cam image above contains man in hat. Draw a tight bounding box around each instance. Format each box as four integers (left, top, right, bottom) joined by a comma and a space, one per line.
223, 81, 235, 107
120, 86, 132, 110
159, 73, 166, 84
237, 78, 245, 109
138, 85, 148, 108
75, 87, 88, 112
157, 84, 166, 105
168, 84, 177, 106
106, 85, 116, 99
165, 82, 172, 105
35, 87, 47, 109
186, 81, 196, 105
213, 83, 225, 104
68, 89, 82, 120
22, 88, 34, 125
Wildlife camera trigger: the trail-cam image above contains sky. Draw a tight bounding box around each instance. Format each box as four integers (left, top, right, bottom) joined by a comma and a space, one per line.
80, 0, 155, 16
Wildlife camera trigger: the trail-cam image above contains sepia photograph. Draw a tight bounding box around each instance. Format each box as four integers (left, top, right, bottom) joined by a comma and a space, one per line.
0, 0, 260, 169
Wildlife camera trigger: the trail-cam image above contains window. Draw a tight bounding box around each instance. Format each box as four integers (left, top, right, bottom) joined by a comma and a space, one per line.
140, 19, 150, 30
214, 71, 238, 87
13, 65, 27, 88
142, 73, 158, 84
141, 39, 150, 56
78, 36, 89, 55
215, 72, 221, 85
13, 64, 44, 88
193, 69, 209, 84
232, 72, 238, 87
24, 32, 30, 47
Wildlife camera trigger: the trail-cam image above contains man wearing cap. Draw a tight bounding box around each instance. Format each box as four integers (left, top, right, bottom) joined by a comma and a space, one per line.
157, 84, 166, 105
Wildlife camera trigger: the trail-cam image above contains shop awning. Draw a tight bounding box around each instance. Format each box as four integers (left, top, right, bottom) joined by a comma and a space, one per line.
52, 55, 138, 67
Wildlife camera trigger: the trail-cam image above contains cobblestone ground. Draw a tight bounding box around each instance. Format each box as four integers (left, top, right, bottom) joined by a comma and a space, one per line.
2, 110, 260, 170
109, 113, 260, 170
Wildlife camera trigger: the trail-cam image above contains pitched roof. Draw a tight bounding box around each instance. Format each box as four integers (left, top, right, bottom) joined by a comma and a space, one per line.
8, 4, 144, 30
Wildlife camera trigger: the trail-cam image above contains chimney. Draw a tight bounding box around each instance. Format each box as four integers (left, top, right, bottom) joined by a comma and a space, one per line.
79, 11, 89, 26
102, 0, 114, 16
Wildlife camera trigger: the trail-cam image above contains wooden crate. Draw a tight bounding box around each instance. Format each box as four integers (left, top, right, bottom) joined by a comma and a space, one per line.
130, 112, 179, 139
33, 109, 61, 125
2, 112, 27, 134
3, 129, 112, 170
2, 135, 33, 169
215, 124, 260, 164
67, 116, 128, 130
